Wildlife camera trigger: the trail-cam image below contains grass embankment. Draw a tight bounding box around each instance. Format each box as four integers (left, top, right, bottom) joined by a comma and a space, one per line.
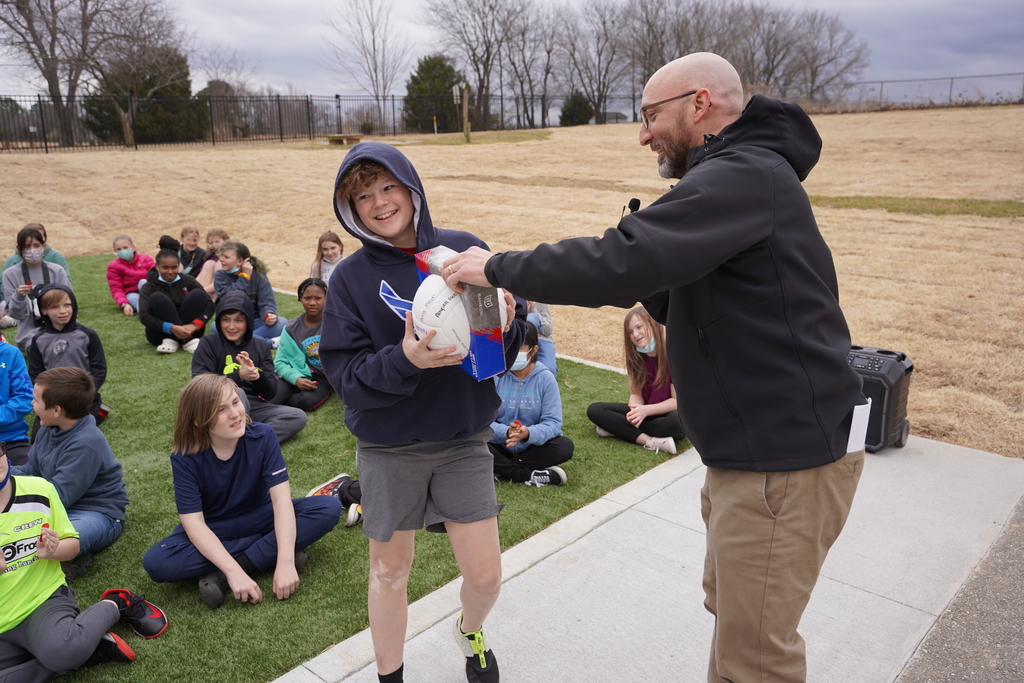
48, 254, 678, 683
810, 196, 1024, 217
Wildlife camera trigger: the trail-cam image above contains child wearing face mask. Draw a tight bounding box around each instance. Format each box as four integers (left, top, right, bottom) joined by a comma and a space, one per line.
137, 237, 214, 354
488, 321, 573, 487
1, 222, 70, 282
1, 225, 72, 351
586, 306, 685, 455
106, 234, 156, 317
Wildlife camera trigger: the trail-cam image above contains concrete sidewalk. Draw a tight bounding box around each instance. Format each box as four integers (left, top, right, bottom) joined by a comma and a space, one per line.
275, 436, 1024, 683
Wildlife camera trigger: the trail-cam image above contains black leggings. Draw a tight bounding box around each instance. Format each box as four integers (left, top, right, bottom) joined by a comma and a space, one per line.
489, 436, 575, 483
144, 290, 211, 346
586, 402, 685, 444
270, 370, 333, 412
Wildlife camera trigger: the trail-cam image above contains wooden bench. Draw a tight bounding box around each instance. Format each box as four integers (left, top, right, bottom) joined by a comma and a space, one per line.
326, 134, 362, 146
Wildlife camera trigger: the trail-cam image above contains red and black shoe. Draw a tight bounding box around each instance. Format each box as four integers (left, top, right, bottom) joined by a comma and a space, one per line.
84, 632, 136, 666
101, 589, 169, 639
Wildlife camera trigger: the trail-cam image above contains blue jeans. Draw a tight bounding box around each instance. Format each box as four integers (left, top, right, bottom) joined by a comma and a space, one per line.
67, 510, 124, 556
252, 316, 286, 340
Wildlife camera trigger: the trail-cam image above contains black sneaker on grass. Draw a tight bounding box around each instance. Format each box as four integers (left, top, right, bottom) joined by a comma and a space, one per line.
83, 632, 135, 666
100, 589, 168, 639
524, 466, 567, 488
453, 612, 499, 683
198, 571, 230, 609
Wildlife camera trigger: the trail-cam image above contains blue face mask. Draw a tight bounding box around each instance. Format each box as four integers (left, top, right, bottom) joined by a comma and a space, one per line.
511, 351, 531, 371
116, 249, 134, 261
159, 274, 180, 284
225, 266, 240, 275
636, 338, 656, 354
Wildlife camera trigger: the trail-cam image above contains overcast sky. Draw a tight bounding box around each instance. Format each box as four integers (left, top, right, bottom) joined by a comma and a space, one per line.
1, 0, 1021, 95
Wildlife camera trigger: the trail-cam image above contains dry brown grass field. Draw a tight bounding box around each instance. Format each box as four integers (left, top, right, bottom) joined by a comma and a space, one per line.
1, 105, 1021, 456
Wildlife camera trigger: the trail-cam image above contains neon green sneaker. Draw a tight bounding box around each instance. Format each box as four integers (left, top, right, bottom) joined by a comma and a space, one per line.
453, 612, 499, 682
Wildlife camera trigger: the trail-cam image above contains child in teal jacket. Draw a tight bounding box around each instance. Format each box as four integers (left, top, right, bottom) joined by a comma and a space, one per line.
272, 278, 332, 411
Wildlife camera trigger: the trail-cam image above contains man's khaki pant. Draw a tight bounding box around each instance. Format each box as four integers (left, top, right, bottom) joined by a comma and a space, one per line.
701, 451, 864, 683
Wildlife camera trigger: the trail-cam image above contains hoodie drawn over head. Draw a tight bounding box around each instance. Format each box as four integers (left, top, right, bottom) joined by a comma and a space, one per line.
319, 142, 528, 445
191, 290, 277, 401
28, 283, 106, 392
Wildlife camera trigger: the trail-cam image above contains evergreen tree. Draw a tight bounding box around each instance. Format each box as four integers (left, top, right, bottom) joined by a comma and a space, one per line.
559, 89, 594, 127
403, 54, 466, 133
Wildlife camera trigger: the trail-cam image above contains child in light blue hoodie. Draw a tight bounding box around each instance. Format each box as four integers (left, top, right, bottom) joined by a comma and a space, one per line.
488, 322, 573, 487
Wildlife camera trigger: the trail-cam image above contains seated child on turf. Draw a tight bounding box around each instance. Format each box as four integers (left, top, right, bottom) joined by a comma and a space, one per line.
310, 230, 344, 281
106, 234, 155, 317
271, 278, 333, 412
1, 224, 72, 351
0, 336, 34, 466
586, 306, 685, 455
141, 373, 343, 609
319, 142, 528, 683
0, 445, 167, 680
192, 291, 307, 443
195, 228, 229, 297
178, 226, 207, 277
489, 321, 573, 487
12, 367, 128, 566
213, 241, 286, 341
137, 237, 214, 354
29, 284, 108, 427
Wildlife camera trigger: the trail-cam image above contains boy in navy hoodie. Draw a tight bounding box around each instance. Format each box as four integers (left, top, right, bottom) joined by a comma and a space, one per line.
319, 143, 527, 683
12, 367, 129, 577
191, 291, 307, 443
29, 284, 108, 428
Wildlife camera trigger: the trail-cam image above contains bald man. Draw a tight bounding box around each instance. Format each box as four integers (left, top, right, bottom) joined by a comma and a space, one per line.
443, 52, 867, 682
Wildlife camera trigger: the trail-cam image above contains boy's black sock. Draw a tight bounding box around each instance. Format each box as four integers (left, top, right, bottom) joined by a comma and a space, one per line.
378, 664, 403, 683
233, 552, 259, 576
339, 480, 361, 507
104, 589, 129, 611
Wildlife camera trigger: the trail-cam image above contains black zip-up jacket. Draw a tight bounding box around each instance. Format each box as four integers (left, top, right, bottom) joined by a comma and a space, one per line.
484, 95, 864, 472
29, 284, 106, 391
137, 269, 213, 335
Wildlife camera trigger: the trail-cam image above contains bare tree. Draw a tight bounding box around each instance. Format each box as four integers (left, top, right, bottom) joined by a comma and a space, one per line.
422, 0, 526, 129
324, 0, 412, 129
562, 0, 630, 124
728, 3, 799, 98
86, 0, 193, 145
197, 45, 260, 96
792, 9, 868, 101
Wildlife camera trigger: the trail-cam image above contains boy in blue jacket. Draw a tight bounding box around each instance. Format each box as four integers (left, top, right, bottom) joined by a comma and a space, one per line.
488, 322, 573, 487
0, 336, 34, 466
13, 367, 128, 576
320, 142, 527, 683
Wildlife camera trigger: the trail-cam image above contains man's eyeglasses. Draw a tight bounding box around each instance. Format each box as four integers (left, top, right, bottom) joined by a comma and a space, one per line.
640, 90, 697, 129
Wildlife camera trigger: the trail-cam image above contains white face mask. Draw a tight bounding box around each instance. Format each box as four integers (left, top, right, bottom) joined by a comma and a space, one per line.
22, 248, 44, 264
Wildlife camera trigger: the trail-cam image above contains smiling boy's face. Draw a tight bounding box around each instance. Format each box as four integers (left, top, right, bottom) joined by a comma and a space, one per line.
352, 170, 416, 249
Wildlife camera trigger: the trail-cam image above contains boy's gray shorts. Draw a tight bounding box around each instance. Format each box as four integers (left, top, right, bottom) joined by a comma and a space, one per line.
357, 427, 503, 543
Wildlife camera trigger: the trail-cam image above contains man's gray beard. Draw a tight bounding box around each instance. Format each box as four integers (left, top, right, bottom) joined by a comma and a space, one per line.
658, 144, 690, 179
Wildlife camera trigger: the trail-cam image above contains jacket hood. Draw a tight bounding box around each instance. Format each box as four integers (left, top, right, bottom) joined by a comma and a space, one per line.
36, 283, 77, 331
690, 94, 821, 182
214, 290, 254, 345
332, 142, 435, 257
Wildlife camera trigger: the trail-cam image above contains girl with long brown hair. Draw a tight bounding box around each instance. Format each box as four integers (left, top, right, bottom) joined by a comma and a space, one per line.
586, 306, 685, 454
310, 230, 344, 281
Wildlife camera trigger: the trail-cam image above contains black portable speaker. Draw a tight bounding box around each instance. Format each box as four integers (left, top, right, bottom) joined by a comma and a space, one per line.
847, 346, 913, 453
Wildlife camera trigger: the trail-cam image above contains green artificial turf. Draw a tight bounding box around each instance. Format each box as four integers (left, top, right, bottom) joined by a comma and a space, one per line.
35, 255, 682, 682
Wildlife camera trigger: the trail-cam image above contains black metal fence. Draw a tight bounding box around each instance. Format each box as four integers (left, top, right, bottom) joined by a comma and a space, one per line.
2, 72, 1021, 153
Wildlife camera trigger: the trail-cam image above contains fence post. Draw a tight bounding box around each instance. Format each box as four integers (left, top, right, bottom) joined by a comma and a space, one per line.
208, 96, 216, 145
36, 94, 49, 153
948, 78, 954, 105
878, 81, 885, 110
306, 96, 312, 140
335, 95, 341, 133
277, 95, 284, 142
392, 95, 397, 136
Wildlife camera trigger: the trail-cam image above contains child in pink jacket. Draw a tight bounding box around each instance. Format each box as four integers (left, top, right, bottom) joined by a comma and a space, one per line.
106, 235, 156, 317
